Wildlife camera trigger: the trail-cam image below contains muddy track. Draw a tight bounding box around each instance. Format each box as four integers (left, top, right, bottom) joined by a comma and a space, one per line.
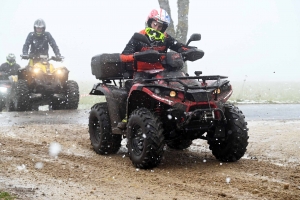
0, 111, 300, 199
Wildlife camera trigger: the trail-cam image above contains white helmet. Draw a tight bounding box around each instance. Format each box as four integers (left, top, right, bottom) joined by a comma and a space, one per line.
146, 8, 170, 33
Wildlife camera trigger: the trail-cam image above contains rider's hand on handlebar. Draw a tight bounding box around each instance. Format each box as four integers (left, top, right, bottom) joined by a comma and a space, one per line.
55, 55, 64, 61
21, 54, 29, 60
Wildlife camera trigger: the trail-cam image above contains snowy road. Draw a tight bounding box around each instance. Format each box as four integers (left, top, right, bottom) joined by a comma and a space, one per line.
0, 104, 299, 127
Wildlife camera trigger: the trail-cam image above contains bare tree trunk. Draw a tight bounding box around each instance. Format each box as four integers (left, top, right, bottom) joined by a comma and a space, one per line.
158, 0, 190, 73
176, 0, 189, 44
176, 0, 189, 72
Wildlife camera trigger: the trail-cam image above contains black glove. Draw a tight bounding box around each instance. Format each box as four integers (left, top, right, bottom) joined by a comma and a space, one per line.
21, 54, 29, 59
133, 50, 160, 63
55, 55, 64, 61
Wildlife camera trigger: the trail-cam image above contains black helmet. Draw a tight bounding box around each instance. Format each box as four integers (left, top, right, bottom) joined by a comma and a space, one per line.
6, 53, 16, 65
34, 18, 46, 36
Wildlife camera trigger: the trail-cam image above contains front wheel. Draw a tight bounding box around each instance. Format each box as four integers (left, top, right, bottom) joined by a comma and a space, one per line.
89, 102, 121, 154
6, 97, 15, 112
50, 80, 79, 110
208, 104, 249, 162
127, 108, 165, 169
14, 80, 31, 111
65, 80, 79, 109
0, 99, 4, 112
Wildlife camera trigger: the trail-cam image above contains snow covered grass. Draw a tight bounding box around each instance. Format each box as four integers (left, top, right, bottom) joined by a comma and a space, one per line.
77, 80, 105, 109
230, 81, 300, 104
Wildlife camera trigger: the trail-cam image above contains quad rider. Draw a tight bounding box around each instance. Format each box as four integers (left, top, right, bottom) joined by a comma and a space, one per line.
121, 8, 192, 81
22, 18, 63, 65
0, 53, 21, 76
118, 8, 192, 128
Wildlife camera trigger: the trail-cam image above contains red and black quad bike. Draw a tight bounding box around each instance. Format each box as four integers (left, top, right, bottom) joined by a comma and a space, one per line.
6, 55, 79, 111
89, 33, 249, 169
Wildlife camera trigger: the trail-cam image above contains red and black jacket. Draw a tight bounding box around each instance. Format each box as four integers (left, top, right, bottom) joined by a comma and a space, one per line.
121, 30, 188, 71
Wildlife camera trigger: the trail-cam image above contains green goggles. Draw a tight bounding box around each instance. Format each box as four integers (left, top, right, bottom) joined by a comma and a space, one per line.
145, 27, 165, 42
7, 61, 15, 66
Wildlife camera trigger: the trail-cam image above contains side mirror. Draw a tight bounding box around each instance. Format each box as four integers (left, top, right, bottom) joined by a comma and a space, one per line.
132, 33, 151, 46
186, 33, 201, 46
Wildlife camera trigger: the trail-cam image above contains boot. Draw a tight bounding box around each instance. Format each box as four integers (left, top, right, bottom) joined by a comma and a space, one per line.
117, 118, 127, 129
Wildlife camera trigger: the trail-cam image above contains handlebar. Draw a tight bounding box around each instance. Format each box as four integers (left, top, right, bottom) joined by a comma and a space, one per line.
133, 48, 204, 63
20, 54, 64, 62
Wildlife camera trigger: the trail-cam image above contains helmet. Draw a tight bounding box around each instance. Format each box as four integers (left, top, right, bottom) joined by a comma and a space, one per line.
6, 53, 16, 65
146, 8, 170, 33
34, 18, 46, 36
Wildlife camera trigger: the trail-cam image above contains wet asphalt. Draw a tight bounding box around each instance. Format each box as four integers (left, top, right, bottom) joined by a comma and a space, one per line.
0, 104, 299, 126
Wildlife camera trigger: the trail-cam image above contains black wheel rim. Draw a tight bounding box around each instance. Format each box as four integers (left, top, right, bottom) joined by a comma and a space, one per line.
131, 125, 144, 156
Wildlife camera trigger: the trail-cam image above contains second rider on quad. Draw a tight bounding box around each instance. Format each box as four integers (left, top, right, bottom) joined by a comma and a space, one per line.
6, 18, 79, 111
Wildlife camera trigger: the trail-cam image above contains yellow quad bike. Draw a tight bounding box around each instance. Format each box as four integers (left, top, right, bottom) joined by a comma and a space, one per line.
7, 55, 79, 111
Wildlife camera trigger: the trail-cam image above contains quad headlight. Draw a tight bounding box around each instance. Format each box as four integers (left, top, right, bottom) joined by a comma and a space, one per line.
169, 90, 176, 97
33, 68, 40, 74
213, 88, 221, 94
56, 69, 62, 75
0, 87, 7, 93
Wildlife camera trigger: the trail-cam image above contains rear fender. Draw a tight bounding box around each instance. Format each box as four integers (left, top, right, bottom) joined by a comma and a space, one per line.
90, 83, 128, 129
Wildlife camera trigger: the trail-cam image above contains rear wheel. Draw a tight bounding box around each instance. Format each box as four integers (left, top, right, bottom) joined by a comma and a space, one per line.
127, 108, 165, 169
89, 102, 121, 154
208, 103, 249, 162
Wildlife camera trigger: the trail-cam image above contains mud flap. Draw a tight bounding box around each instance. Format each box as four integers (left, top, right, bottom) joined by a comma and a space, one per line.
214, 126, 225, 138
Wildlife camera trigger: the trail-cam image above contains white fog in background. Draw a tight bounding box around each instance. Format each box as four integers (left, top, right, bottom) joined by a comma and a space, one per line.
0, 0, 299, 82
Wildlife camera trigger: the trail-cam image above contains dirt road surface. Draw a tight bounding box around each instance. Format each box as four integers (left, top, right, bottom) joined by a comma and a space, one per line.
0, 110, 300, 199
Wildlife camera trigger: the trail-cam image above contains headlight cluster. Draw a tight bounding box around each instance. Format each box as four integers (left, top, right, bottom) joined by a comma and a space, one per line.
213, 82, 231, 94
151, 87, 179, 98
213, 88, 221, 94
